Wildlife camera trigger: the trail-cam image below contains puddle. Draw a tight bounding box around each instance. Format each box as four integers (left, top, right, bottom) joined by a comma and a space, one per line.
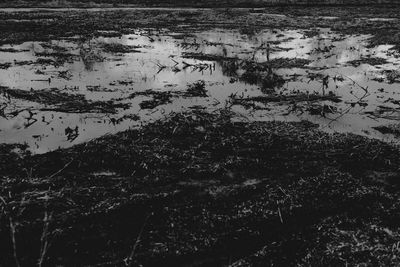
1, 27, 400, 153
368, 18, 397, 22
301, 16, 338, 20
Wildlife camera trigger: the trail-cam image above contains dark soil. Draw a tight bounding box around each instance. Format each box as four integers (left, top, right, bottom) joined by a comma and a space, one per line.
1, 109, 400, 266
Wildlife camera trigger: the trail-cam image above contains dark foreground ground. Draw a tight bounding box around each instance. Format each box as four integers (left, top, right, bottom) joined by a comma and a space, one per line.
1, 6, 400, 267
1, 109, 400, 266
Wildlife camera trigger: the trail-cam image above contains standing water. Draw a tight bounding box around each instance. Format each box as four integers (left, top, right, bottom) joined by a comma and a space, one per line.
1, 26, 400, 152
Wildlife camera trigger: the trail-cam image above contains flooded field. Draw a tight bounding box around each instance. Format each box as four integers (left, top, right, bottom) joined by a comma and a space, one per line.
2, 16, 400, 153
3, 7, 400, 267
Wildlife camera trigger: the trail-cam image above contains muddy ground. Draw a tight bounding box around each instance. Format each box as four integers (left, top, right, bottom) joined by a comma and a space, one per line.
0, 6, 400, 47
1, 6, 400, 267
2, 109, 400, 266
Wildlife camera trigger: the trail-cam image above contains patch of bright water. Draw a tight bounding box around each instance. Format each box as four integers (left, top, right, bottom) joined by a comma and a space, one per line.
368, 18, 397, 22
1, 27, 400, 153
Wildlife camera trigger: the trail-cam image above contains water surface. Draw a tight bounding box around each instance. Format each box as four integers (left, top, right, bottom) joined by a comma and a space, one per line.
1, 27, 400, 152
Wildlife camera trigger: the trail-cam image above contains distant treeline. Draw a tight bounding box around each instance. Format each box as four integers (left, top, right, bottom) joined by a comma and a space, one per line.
1, 0, 399, 7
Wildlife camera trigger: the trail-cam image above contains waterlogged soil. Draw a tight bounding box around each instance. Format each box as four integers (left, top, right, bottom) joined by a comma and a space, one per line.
2, 7, 400, 267
1, 8, 400, 152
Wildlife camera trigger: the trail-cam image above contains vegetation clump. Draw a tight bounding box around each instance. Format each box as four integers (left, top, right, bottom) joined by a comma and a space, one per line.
347, 56, 388, 67
129, 90, 174, 109
101, 42, 141, 53
185, 80, 207, 97
231, 92, 341, 107
0, 62, 11, 69
374, 123, 400, 137
0, 87, 129, 114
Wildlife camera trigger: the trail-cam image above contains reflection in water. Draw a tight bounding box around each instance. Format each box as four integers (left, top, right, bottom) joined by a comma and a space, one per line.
1, 27, 400, 153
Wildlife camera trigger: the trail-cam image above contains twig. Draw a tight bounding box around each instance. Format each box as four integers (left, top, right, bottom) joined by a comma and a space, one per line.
170, 58, 179, 66
48, 159, 74, 179
9, 217, 20, 267
0, 196, 6, 206
38, 210, 53, 267
277, 201, 283, 224
1, 197, 21, 267
125, 213, 151, 266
